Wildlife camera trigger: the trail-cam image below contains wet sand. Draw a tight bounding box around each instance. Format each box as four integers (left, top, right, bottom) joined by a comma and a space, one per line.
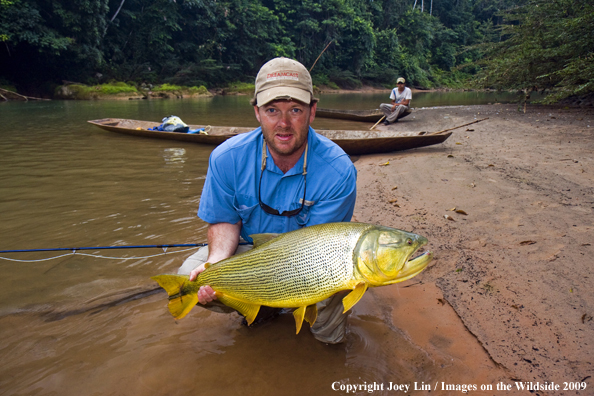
352, 104, 593, 393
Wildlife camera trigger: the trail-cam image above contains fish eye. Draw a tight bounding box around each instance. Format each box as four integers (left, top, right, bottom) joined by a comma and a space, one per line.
406, 238, 413, 245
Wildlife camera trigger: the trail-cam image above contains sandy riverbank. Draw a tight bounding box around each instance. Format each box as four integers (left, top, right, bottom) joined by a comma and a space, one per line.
351, 104, 593, 392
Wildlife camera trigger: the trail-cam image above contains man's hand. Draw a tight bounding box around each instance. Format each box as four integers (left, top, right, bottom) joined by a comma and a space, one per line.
189, 264, 218, 304
189, 263, 206, 281
198, 286, 217, 304
189, 221, 242, 305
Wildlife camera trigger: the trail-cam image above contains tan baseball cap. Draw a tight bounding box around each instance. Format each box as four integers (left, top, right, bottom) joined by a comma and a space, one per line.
253, 57, 316, 106
397, 77, 406, 84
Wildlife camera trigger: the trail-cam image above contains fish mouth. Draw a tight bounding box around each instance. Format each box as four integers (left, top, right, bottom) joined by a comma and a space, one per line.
395, 251, 433, 282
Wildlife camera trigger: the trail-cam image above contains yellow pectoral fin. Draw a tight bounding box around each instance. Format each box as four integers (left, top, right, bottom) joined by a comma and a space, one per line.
342, 283, 368, 313
168, 293, 198, 320
216, 294, 261, 325
304, 304, 318, 326
293, 306, 307, 334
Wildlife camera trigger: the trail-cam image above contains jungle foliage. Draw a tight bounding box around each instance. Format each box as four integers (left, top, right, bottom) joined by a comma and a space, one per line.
475, 0, 594, 103
1, 0, 592, 102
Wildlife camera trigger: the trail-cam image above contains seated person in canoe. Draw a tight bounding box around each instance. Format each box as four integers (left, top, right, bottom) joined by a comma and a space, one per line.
380, 77, 412, 125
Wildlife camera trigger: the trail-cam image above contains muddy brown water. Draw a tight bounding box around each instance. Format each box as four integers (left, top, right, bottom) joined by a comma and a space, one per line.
1, 93, 519, 396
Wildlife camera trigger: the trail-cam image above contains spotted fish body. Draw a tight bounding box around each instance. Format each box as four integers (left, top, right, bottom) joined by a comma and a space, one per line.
152, 222, 432, 333
199, 222, 368, 307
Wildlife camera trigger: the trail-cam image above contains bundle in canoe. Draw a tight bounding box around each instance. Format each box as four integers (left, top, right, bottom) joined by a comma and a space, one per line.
88, 118, 452, 156
316, 108, 412, 122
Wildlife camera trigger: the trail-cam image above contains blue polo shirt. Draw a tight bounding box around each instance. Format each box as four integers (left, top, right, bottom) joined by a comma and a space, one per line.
198, 126, 357, 242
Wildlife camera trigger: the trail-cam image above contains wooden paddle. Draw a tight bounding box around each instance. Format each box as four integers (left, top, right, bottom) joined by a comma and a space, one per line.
370, 115, 386, 130
426, 117, 489, 135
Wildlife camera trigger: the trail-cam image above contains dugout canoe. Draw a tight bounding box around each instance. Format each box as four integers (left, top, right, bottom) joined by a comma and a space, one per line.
316, 108, 412, 122
88, 118, 452, 155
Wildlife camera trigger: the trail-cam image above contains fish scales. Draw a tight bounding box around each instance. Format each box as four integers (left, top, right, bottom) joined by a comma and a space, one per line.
197, 222, 372, 306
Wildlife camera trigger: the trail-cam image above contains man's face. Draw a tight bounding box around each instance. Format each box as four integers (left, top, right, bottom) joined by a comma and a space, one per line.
397, 82, 405, 90
254, 99, 316, 157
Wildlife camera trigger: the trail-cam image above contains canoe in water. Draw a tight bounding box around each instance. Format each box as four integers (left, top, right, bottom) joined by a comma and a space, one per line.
316, 108, 412, 122
88, 118, 451, 156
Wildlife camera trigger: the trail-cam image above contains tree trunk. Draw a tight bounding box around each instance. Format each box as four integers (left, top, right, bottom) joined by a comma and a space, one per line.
103, 0, 127, 37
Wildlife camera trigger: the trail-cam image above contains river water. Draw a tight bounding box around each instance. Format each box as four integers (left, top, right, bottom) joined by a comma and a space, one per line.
0, 91, 514, 396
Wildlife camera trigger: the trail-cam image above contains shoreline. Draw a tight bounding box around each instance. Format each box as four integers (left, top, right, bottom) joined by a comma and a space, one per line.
352, 103, 593, 388
1, 83, 537, 102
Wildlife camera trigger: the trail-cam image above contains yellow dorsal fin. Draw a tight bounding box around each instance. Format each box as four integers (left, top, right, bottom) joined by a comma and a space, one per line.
249, 233, 280, 248
293, 306, 307, 334
342, 283, 368, 313
304, 304, 318, 326
216, 293, 261, 325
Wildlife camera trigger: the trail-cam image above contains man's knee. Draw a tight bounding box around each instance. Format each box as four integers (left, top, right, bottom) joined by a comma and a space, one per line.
178, 246, 210, 275
310, 291, 349, 344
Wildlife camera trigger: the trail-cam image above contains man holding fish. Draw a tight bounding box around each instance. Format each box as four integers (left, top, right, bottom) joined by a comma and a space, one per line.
179, 57, 358, 343
154, 58, 432, 340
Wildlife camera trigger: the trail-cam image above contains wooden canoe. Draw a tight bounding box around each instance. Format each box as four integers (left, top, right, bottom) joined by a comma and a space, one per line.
316, 108, 412, 122
88, 118, 452, 155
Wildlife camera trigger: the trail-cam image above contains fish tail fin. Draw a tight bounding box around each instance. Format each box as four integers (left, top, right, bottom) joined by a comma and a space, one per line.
151, 274, 187, 296
151, 275, 198, 320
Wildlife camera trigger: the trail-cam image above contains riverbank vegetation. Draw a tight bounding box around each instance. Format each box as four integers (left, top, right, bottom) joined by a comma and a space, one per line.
474, 0, 593, 103
0, 0, 592, 103
53, 82, 211, 99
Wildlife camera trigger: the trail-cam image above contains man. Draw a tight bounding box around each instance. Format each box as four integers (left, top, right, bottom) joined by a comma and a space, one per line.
178, 57, 357, 344
379, 77, 412, 125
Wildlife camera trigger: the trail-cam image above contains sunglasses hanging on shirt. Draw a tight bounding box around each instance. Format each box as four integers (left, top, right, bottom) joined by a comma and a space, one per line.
258, 140, 308, 217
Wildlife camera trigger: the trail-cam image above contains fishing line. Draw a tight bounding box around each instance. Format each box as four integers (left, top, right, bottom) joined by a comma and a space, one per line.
0, 243, 209, 254
0, 247, 201, 262
0, 242, 251, 262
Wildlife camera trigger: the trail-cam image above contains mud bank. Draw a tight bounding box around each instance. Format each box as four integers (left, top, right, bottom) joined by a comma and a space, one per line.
352, 104, 593, 393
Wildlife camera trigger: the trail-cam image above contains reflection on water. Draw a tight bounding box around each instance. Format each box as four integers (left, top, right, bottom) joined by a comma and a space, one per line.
0, 94, 505, 395
163, 147, 187, 167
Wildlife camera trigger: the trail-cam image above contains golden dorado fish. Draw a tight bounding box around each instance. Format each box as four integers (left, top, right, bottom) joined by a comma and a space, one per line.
152, 222, 432, 334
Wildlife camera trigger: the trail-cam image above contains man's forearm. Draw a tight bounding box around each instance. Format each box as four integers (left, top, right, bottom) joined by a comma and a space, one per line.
206, 221, 242, 263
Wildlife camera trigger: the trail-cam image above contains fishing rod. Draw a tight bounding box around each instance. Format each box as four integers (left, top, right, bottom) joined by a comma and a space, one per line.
0, 242, 250, 254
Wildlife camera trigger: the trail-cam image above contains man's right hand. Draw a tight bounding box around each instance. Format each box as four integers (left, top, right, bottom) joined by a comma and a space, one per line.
190, 263, 218, 304
198, 285, 217, 304
189, 221, 241, 305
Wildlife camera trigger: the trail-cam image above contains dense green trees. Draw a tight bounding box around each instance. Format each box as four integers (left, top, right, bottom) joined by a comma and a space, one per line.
1, 0, 591, 101
475, 0, 594, 102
